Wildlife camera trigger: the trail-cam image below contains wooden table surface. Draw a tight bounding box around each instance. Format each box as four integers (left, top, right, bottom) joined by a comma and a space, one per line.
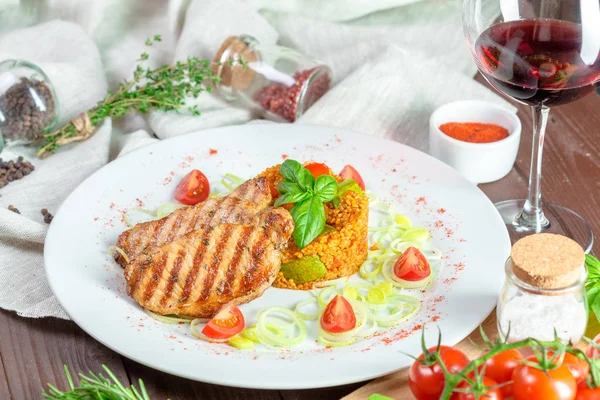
0, 78, 598, 400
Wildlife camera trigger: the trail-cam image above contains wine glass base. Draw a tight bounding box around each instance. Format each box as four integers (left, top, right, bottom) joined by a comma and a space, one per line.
495, 199, 594, 253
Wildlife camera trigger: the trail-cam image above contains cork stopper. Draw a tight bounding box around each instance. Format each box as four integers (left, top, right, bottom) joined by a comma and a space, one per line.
213, 36, 257, 90
511, 233, 585, 289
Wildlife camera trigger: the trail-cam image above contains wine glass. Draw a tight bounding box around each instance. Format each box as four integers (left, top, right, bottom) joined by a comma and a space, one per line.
463, 0, 600, 252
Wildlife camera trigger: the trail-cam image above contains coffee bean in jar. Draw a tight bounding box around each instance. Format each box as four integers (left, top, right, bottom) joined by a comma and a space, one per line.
213, 35, 331, 122
0, 59, 58, 146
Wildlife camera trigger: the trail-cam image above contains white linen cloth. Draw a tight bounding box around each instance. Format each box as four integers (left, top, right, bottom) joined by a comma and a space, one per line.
0, 0, 513, 319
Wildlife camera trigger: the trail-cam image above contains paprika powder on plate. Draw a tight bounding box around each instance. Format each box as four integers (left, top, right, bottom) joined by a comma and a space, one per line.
439, 122, 509, 143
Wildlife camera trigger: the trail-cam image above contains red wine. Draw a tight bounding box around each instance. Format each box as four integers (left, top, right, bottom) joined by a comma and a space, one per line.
475, 19, 600, 106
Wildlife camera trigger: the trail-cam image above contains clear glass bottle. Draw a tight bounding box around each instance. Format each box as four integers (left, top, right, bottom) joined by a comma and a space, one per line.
0, 59, 59, 148
497, 256, 587, 345
213, 35, 332, 123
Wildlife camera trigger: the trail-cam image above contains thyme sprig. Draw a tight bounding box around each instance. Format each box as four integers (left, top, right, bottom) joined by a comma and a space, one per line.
420, 326, 600, 399
37, 35, 242, 158
43, 365, 150, 400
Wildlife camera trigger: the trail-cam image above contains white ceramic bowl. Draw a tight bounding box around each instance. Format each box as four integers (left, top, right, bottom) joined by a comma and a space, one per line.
429, 100, 521, 184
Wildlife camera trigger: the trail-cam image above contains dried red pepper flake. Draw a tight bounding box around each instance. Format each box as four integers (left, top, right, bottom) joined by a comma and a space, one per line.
254, 67, 331, 122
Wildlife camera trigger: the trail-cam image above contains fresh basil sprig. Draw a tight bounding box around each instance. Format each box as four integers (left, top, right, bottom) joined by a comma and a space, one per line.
586, 254, 600, 323
275, 160, 337, 249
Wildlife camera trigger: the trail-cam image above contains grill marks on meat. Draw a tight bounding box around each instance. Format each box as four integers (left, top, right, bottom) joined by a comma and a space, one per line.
114, 177, 271, 266
124, 208, 294, 318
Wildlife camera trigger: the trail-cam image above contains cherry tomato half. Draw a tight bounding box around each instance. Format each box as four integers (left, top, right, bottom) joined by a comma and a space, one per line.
304, 162, 332, 178
175, 169, 210, 205
339, 165, 366, 191
201, 305, 245, 340
481, 349, 523, 397
409, 345, 470, 400
450, 376, 504, 400
394, 247, 431, 281
320, 295, 356, 333
511, 361, 576, 400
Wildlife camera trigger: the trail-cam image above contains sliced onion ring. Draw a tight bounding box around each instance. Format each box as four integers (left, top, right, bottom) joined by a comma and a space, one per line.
256, 307, 307, 347
295, 298, 320, 320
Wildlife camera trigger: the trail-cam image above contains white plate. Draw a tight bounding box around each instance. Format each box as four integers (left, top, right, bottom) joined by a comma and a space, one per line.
45, 124, 510, 390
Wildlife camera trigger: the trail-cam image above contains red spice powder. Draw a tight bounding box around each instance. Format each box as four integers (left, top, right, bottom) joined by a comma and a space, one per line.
437, 208, 446, 214
281, 154, 289, 160
416, 197, 427, 205
209, 148, 218, 155
439, 122, 509, 143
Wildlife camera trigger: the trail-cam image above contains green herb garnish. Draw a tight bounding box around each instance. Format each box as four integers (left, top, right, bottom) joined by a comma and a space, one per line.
43, 365, 150, 400
586, 254, 600, 324
275, 159, 337, 249
38, 35, 242, 158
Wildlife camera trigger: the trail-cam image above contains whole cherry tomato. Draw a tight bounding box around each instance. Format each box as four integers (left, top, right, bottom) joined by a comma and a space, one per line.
450, 376, 504, 400
409, 345, 470, 400
511, 362, 576, 400
560, 352, 589, 387
586, 333, 600, 360
576, 388, 600, 400
481, 349, 523, 397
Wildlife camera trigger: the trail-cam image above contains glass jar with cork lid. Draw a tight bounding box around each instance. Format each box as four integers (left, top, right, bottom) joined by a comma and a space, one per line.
213, 35, 332, 122
0, 59, 59, 151
497, 233, 587, 344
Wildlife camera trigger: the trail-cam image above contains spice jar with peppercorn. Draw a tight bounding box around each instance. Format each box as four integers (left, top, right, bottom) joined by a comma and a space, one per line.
213, 35, 332, 122
497, 233, 588, 345
0, 59, 59, 151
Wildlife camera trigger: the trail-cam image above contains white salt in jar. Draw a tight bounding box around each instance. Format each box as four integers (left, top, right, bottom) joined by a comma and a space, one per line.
497, 233, 587, 344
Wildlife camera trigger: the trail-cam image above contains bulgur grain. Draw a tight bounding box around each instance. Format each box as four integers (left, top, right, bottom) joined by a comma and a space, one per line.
258, 164, 369, 290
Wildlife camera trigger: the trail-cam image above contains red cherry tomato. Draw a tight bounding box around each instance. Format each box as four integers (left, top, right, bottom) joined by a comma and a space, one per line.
320, 295, 356, 333
481, 349, 524, 397
450, 376, 504, 400
304, 162, 332, 178
409, 345, 470, 400
556, 352, 589, 387
576, 388, 600, 400
339, 165, 366, 190
511, 361, 576, 400
175, 169, 210, 205
393, 247, 431, 281
586, 333, 600, 359
201, 305, 245, 340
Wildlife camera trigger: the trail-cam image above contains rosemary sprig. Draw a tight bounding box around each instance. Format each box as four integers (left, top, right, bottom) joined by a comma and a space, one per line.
43, 365, 150, 400
37, 35, 240, 158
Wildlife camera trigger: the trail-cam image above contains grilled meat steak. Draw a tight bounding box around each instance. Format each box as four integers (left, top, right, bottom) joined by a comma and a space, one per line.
124, 207, 294, 318
114, 177, 271, 267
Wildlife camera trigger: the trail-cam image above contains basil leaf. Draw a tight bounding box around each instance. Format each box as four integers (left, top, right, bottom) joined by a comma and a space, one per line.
592, 300, 600, 325
280, 159, 310, 191
277, 181, 304, 195
274, 191, 311, 207
314, 175, 337, 202
290, 197, 326, 249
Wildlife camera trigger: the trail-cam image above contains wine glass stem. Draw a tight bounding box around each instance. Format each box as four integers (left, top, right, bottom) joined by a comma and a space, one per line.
516, 105, 550, 231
